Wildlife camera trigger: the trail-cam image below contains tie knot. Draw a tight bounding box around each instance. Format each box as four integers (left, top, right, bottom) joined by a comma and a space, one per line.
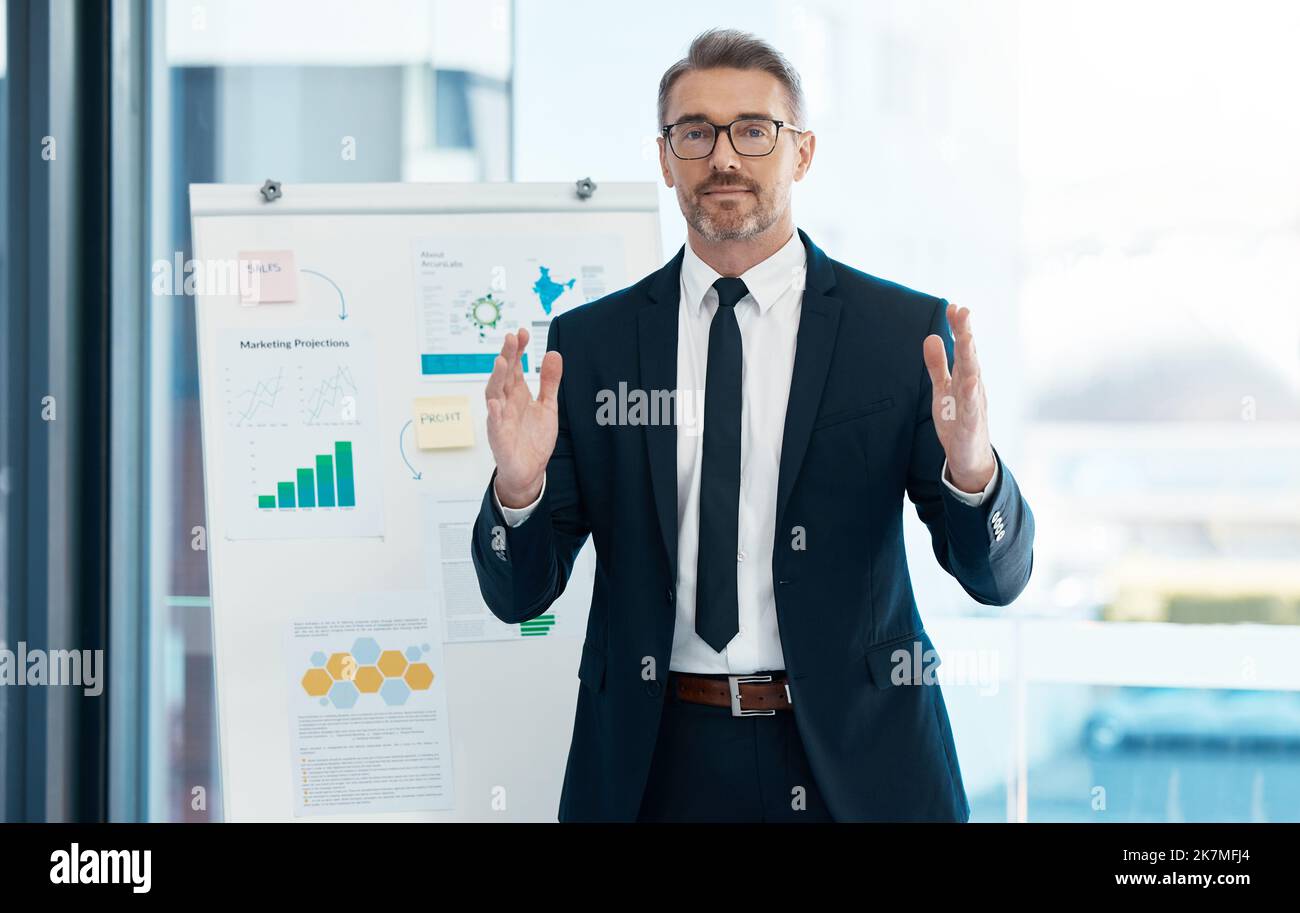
712, 277, 749, 309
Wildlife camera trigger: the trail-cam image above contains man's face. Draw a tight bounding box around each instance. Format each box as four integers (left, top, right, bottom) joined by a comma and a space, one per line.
659, 67, 814, 242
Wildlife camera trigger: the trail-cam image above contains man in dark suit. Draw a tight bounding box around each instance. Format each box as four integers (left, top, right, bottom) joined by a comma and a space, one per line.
470, 28, 1034, 822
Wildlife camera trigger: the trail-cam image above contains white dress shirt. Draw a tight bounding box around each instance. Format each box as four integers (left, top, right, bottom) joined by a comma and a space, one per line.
494, 228, 998, 674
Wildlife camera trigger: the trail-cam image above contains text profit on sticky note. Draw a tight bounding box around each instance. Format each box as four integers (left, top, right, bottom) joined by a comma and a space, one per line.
414, 396, 474, 449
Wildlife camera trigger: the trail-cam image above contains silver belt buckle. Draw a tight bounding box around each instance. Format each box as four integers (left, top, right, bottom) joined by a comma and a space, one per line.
728, 674, 776, 717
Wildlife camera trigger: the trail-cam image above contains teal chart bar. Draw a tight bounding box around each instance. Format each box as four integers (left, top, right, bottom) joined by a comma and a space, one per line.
316, 454, 336, 508
335, 441, 356, 508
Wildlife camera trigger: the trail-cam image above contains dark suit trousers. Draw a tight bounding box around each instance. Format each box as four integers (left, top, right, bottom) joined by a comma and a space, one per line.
636, 671, 836, 822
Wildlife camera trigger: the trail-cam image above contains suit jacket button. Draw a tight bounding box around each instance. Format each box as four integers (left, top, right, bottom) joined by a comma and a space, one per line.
645, 679, 661, 697
666, 589, 674, 604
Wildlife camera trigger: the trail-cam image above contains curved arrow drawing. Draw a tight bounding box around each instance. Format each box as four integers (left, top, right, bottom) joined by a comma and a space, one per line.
400, 420, 422, 480
301, 268, 348, 320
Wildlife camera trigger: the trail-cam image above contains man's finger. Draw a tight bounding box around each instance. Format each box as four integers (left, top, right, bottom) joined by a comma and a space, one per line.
537, 350, 563, 405
496, 332, 521, 397
949, 302, 968, 336
922, 334, 950, 391
485, 351, 510, 401
959, 331, 980, 381
948, 304, 980, 381
508, 327, 531, 385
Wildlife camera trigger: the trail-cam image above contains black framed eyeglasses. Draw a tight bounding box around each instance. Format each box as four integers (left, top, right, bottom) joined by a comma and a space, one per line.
660, 117, 803, 160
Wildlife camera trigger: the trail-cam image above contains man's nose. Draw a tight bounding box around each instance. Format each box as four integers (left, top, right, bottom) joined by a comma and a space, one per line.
708, 127, 744, 169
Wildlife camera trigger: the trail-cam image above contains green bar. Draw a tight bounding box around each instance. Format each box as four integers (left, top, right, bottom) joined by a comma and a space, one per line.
335, 441, 355, 507
277, 481, 296, 509
258, 495, 276, 509
316, 455, 336, 507
297, 468, 316, 508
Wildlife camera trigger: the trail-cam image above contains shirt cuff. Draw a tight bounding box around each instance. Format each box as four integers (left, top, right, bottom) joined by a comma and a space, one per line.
494, 473, 546, 527
941, 456, 999, 506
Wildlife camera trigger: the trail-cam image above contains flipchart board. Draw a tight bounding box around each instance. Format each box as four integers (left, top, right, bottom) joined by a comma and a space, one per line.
190, 182, 662, 821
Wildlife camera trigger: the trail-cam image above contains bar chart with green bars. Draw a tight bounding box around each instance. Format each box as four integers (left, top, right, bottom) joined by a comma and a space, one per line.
519, 614, 556, 636
258, 441, 358, 510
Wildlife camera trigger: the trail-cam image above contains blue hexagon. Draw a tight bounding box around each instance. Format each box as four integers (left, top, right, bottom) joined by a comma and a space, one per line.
379, 678, 411, 706
311, 651, 327, 667
319, 697, 329, 706
351, 637, 381, 666
405, 645, 422, 662
329, 681, 360, 710
421, 643, 430, 652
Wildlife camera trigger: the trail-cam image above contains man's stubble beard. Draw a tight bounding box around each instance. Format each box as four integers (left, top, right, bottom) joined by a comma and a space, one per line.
679, 180, 789, 243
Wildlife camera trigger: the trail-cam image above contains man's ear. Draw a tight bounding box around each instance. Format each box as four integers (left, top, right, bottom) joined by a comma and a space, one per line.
793, 130, 816, 182
658, 136, 675, 188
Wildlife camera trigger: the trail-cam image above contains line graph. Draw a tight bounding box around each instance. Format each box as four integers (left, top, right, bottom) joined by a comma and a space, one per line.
226, 366, 291, 428
303, 365, 360, 425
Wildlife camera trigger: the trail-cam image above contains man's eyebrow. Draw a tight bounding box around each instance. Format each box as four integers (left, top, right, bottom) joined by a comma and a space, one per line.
667, 111, 777, 124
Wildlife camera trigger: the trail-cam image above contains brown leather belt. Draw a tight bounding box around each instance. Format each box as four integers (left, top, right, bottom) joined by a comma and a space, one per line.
670, 671, 793, 716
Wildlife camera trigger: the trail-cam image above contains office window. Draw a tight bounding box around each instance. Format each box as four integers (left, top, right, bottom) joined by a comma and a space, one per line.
144, 0, 511, 821
513, 0, 1300, 821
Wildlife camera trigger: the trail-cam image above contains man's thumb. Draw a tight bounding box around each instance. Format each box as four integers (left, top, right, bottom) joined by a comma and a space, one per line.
538, 350, 563, 404
922, 334, 950, 390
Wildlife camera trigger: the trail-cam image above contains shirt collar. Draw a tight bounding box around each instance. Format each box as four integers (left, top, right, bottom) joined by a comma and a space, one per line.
681, 227, 806, 315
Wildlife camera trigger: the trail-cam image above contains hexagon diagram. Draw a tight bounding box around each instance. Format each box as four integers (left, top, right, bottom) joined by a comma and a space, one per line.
329, 681, 360, 710
326, 652, 358, 682
351, 637, 381, 666
377, 650, 408, 678
379, 678, 411, 706
354, 665, 383, 694
301, 668, 333, 697
404, 662, 434, 691
302, 641, 434, 708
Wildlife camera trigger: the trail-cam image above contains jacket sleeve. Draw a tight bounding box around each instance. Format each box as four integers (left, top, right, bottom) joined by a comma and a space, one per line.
904, 297, 1035, 606
469, 316, 592, 624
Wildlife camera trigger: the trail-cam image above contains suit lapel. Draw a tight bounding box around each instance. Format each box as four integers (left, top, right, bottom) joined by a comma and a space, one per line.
775, 229, 841, 534
638, 246, 685, 580
635, 229, 842, 581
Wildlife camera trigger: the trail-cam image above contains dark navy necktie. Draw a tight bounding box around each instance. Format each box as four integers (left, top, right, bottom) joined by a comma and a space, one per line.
696, 276, 748, 652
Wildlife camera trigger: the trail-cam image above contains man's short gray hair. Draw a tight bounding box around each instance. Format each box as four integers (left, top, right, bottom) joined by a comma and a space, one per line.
657, 28, 807, 130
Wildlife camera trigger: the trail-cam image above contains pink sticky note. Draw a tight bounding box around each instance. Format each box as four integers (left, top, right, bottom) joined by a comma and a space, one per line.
238, 250, 298, 304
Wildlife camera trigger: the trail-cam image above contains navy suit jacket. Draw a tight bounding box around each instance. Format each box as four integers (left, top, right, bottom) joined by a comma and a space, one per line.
470, 228, 1035, 822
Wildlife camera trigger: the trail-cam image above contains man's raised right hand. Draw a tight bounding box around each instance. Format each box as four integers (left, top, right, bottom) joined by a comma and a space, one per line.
485, 326, 563, 508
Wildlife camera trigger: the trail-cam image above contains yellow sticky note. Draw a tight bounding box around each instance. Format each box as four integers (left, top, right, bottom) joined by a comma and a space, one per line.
414, 396, 474, 449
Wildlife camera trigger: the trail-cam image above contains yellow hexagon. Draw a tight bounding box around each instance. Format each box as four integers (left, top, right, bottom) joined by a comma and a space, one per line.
377, 650, 408, 677
354, 665, 383, 694
404, 662, 434, 691
301, 668, 333, 697
326, 652, 357, 681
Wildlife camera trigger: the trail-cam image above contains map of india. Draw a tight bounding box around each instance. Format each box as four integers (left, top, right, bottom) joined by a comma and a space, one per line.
532, 266, 577, 315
